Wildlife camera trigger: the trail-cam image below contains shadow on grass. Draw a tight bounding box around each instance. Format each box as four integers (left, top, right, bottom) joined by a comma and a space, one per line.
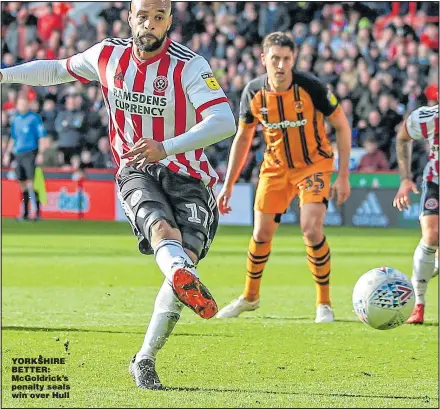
240, 316, 439, 326
3, 219, 419, 238
163, 386, 433, 402
1, 326, 233, 337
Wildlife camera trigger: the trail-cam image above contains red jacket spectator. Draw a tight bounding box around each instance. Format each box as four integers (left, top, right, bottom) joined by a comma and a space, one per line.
420, 25, 439, 51
37, 4, 63, 43
358, 136, 390, 172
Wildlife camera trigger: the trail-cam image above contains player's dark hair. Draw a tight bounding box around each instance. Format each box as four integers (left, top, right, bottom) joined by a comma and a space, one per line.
262, 32, 295, 54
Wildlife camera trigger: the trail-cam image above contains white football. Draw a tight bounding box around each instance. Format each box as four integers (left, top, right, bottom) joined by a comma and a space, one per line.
352, 267, 415, 330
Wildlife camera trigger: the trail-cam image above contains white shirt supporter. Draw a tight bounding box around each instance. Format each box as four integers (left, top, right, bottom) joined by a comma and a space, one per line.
0, 37, 236, 187
405, 104, 439, 184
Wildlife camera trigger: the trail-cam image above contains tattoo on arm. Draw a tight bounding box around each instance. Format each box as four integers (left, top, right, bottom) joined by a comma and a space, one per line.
396, 137, 412, 180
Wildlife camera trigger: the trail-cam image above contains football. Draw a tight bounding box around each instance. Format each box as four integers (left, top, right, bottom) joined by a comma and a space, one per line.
352, 267, 415, 330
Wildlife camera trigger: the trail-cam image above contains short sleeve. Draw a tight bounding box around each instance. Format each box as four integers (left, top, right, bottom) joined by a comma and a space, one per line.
239, 83, 256, 124
183, 57, 229, 113
306, 77, 340, 117
404, 107, 437, 140
66, 42, 103, 84
405, 110, 423, 140
34, 115, 47, 139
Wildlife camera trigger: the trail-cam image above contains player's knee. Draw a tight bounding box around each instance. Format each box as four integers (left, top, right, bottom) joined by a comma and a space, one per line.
135, 205, 179, 244
150, 219, 181, 243
302, 224, 323, 245
422, 227, 439, 247
182, 229, 205, 263
253, 227, 274, 243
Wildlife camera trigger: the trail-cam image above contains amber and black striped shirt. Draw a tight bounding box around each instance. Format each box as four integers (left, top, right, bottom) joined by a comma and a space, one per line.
239, 71, 341, 170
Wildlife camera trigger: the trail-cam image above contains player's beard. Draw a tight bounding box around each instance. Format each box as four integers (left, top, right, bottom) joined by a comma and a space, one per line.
133, 30, 167, 53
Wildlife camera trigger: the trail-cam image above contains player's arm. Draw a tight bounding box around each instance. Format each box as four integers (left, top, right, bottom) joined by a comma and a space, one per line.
327, 108, 352, 178
223, 121, 257, 189
165, 55, 236, 153
217, 120, 257, 214
393, 115, 419, 211
218, 80, 258, 214
123, 102, 236, 165
327, 108, 352, 205
160, 102, 236, 155
309, 79, 352, 205
395, 120, 413, 181
0, 42, 101, 86
0, 60, 75, 86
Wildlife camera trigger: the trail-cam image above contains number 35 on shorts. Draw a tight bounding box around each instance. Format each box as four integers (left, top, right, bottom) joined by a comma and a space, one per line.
297, 172, 332, 206
303, 173, 325, 192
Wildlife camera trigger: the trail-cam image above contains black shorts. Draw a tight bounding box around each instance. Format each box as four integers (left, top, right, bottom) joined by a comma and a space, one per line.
116, 164, 219, 260
419, 181, 439, 218
15, 150, 38, 182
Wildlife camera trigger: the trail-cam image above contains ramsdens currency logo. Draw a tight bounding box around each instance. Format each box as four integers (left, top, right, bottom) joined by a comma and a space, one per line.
262, 119, 307, 129
113, 89, 167, 116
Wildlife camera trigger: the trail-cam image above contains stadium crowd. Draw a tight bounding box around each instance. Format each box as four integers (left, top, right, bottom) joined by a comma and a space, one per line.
1, 1, 439, 184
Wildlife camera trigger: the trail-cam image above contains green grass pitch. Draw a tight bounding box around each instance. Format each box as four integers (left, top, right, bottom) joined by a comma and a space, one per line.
2, 219, 438, 408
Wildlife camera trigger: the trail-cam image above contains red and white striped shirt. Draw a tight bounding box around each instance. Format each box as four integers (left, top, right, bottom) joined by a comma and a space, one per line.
67, 37, 229, 187
405, 104, 439, 184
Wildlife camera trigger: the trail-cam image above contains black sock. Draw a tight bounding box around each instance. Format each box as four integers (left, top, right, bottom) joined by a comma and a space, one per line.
35, 192, 41, 216
22, 190, 29, 218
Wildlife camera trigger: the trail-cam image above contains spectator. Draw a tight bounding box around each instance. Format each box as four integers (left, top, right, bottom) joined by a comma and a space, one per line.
236, 3, 260, 45
341, 99, 354, 128
98, 1, 126, 27
320, 59, 339, 88
37, 3, 63, 44
40, 99, 58, 140
55, 94, 86, 165
77, 14, 97, 44
425, 83, 439, 105
1, 53, 16, 68
339, 58, 358, 91
79, 150, 94, 169
335, 81, 351, 101
1, 1, 438, 181
4, 7, 37, 60
2, 89, 17, 114
92, 137, 115, 169
419, 23, 439, 51
355, 77, 382, 121
172, 2, 194, 43
258, 2, 291, 38
357, 135, 390, 172
377, 94, 403, 135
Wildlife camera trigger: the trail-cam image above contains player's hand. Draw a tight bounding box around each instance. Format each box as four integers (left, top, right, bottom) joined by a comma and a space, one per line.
121, 138, 167, 166
330, 174, 351, 206
393, 179, 419, 211
2, 152, 10, 167
217, 185, 233, 215
36, 153, 44, 166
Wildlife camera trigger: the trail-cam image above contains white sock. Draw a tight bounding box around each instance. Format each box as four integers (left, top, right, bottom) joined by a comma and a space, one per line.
153, 239, 198, 283
412, 240, 437, 305
136, 279, 184, 363
27, 187, 37, 215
